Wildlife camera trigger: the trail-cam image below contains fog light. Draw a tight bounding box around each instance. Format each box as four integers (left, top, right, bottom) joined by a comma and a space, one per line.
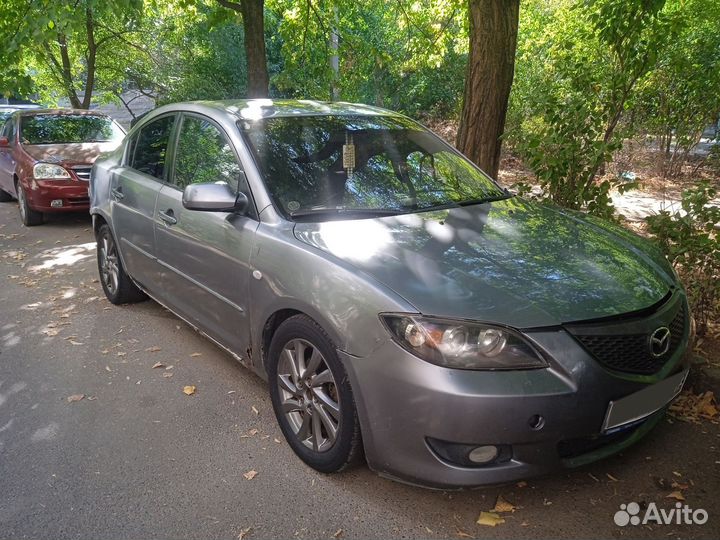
468, 445, 499, 464
50, 199, 63, 208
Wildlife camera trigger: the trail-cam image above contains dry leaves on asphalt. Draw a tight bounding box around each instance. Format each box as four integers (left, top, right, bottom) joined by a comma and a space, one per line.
669, 390, 718, 423
152, 362, 165, 369
333, 529, 343, 538
476, 512, 505, 527
183, 385, 196, 396
251, 406, 259, 415
492, 495, 517, 513
237, 528, 252, 540
190, 352, 202, 357
666, 491, 686, 501
66, 394, 85, 403
243, 470, 258, 480
145, 346, 162, 352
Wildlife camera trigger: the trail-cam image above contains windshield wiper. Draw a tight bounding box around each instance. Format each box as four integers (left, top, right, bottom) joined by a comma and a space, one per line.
290, 207, 405, 220
417, 192, 513, 212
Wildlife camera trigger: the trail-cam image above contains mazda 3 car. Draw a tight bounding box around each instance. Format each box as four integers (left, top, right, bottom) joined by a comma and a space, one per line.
0, 109, 124, 225
90, 100, 692, 488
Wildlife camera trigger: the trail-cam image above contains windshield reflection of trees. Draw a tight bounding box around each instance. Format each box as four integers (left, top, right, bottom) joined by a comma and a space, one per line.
241, 115, 504, 214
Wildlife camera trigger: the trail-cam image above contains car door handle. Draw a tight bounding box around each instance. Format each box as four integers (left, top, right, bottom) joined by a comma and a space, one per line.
111, 187, 124, 200
158, 209, 177, 225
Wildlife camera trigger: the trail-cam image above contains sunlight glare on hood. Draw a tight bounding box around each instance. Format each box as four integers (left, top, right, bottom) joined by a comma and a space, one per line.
319, 220, 392, 262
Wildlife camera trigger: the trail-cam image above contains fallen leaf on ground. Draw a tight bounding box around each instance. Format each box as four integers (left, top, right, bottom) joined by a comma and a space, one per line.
671, 481, 689, 490
273, 438, 282, 444
333, 529, 343, 538
476, 512, 505, 527
163, 372, 174, 378
183, 385, 196, 396
43, 328, 59, 337
516, 481, 527, 488
87, 396, 97, 401
606, 473, 619, 482
251, 406, 259, 415
666, 491, 685, 501
243, 470, 258, 480
152, 362, 165, 369
669, 390, 719, 422
492, 495, 517, 513
69, 340, 84, 346
237, 528, 251, 540
117, 352, 126, 357
67, 394, 85, 403
145, 346, 162, 352
455, 528, 474, 538
191, 352, 202, 357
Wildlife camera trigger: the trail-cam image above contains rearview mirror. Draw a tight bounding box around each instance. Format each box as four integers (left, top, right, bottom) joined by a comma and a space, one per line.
0, 137, 9, 147
182, 183, 248, 213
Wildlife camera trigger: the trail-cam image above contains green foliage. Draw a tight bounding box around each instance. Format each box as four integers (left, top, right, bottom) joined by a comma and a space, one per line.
635, 0, 720, 176
509, 0, 675, 217
646, 182, 720, 331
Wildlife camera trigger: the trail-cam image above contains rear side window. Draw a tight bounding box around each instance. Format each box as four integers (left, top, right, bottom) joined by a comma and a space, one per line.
131, 115, 176, 179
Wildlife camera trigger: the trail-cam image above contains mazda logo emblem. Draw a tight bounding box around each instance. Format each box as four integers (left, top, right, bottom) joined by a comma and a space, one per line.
649, 327, 671, 358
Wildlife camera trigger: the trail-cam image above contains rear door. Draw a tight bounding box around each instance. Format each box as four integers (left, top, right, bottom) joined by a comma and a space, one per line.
110, 114, 177, 294
154, 113, 258, 356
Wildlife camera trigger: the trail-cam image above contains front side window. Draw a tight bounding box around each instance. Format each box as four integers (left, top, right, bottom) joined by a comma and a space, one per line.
239, 115, 507, 220
131, 115, 176, 179
173, 115, 244, 193
20, 114, 124, 145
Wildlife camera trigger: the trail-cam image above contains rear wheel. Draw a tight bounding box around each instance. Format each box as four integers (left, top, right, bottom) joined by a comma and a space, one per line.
0, 189, 13, 202
16, 183, 43, 226
268, 315, 363, 473
96, 224, 146, 304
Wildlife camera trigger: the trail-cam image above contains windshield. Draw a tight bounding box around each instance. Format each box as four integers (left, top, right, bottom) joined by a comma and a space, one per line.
239, 115, 507, 219
20, 114, 124, 145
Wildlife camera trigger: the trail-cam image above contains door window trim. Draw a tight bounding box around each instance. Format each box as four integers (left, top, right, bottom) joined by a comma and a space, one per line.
168, 111, 259, 219
123, 112, 179, 184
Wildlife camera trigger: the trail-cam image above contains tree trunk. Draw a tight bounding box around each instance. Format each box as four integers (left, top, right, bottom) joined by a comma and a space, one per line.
56, 35, 82, 109
81, 7, 96, 109
456, 0, 520, 179
218, 0, 269, 98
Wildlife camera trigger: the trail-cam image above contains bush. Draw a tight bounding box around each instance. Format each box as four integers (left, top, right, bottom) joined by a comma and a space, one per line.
646, 182, 720, 333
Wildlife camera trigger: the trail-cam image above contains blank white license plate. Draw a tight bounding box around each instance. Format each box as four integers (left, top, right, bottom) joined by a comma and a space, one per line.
602, 369, 688, 432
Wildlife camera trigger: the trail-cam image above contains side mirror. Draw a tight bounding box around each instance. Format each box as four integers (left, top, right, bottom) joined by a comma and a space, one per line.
182, 182, 248, 213
0, 137, 9, 147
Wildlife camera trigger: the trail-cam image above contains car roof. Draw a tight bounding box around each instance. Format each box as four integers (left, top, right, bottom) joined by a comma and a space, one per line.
12, 108, 114, 118
156, 99, 401, 122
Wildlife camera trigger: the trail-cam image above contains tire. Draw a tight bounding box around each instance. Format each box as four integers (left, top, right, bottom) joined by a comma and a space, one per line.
0, 189, 13, 202
16, 182, 43, 226
268, 314, 363, 473
96, 224, 147, 304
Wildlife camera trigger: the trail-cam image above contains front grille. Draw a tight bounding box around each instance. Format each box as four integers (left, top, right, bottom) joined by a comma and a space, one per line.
71, 166, 91, 181
571, 304, 686, 375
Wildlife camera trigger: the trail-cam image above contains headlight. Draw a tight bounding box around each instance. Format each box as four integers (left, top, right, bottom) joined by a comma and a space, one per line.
33, 163, 70, 180
380, 314, 547, 370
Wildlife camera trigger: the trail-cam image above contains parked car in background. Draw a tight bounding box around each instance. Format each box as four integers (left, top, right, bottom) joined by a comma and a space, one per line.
91, 100, 692, 488
0, 103, 42, 128
0, 109, 125, 225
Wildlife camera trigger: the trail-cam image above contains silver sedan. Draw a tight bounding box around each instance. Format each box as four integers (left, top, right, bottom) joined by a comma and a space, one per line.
90, 100, 691, 488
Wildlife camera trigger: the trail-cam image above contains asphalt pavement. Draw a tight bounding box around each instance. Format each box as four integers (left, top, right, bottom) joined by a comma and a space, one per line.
0, 201, 718, 540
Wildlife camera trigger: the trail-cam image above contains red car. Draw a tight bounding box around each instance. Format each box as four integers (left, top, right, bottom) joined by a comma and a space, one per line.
0, 109, 125, 225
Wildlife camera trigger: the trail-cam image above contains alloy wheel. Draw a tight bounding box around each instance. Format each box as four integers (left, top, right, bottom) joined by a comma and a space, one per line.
276, 338, 341, 453
99, 234, 120, 295
17, 185, 26, 221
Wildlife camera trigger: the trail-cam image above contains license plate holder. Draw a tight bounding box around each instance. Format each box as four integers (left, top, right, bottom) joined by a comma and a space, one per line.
602, 369, 688, 433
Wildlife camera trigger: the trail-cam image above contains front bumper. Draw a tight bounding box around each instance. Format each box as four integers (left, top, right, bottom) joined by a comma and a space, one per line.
341, 313, 690, 489
25, 178, 90, 212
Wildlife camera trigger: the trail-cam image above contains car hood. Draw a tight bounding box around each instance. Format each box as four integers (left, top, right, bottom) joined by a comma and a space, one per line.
293, 198, 675, 328
22, 142, 120, 164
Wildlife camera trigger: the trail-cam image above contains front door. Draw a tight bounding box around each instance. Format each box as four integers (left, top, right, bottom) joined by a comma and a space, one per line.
154, 113, 258, 357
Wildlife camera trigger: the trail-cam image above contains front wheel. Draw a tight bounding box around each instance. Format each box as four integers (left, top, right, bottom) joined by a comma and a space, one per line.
17, 183, 43, 226
268, 315, 363, 473
96, 224, 146, 304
